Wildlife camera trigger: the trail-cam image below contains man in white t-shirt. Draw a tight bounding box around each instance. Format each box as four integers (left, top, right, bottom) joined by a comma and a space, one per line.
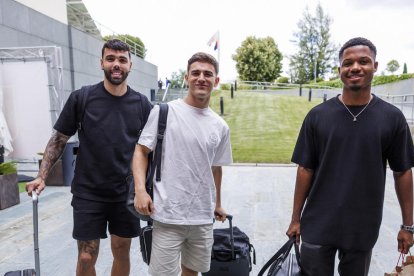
132, 52, 233, 276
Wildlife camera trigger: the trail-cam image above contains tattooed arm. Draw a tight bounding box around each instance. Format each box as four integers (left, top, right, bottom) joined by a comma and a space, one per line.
26, 131, 70, 196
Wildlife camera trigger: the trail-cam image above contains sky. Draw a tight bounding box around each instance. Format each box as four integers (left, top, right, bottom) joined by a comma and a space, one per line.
82, 0, 414, 82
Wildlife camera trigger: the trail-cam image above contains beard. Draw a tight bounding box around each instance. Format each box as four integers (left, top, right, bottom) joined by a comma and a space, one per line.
104, 68, 129, 85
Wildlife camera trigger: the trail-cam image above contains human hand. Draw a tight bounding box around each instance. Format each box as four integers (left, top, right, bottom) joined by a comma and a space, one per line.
25, 177, 45, 196
286, 220, 301, 245
397, 229, 413, 254
134, 190, 154, 216
214, 207, 227, 222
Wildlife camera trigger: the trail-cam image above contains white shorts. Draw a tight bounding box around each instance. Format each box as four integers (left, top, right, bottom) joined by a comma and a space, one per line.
149, 221, 214, 276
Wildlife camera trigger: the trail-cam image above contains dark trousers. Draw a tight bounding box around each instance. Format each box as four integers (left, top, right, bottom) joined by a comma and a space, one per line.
300, 241, 372, 276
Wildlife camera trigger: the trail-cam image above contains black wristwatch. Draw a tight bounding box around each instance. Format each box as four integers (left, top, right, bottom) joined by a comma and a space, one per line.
401, 225, 414, 234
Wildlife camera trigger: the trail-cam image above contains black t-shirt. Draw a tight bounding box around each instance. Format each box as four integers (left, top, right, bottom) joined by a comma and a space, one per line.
54, 82, 152, 202
292, 94, 414, 250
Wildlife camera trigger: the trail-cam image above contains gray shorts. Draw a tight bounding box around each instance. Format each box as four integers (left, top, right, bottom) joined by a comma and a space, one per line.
149, 221, 214, 275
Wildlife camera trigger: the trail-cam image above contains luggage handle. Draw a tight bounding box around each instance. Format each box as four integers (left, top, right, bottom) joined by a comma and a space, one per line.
214, 213, 235, 260
32, 192, 40, 276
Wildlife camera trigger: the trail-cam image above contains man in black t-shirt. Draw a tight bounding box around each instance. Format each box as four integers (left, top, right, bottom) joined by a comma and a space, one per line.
26, 39, 152, 276
286, 37, 414, 275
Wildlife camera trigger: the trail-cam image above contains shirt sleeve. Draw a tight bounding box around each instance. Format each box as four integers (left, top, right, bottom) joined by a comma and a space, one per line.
387, 117, 414, 172
53, 90, 79, 136
212, 126, 233, 166
291, 112, 317, 169
138, 104, 160, 151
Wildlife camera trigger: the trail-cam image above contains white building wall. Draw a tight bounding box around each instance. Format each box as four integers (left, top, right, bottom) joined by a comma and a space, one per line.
13, 0, 67, 24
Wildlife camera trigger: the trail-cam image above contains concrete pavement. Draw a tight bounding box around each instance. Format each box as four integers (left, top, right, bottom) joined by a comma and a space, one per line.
0, 165, 406, 275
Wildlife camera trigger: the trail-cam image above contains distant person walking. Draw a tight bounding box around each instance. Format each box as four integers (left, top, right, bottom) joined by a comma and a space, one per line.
286, 37, 414, 275
26, 39, 152, 276
132, 52, 232, 276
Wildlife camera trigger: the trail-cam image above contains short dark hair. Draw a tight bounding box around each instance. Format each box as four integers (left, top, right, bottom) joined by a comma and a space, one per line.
339, 37, 377, 60
102, 39, 131, 59
187, 52, 219, 74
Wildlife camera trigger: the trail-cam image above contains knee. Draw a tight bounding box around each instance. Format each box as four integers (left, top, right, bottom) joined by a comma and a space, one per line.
78, 252, 95, 271
111, 239, 131, 259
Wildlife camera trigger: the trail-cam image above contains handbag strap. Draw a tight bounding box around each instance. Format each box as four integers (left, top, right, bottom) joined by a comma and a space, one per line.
257, 237, 296, 276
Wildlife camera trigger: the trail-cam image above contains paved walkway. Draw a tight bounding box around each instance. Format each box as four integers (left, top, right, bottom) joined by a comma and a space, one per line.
0, 165, 405, 275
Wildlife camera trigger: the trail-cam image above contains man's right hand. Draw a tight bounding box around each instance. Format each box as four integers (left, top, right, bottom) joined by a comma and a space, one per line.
134, 190, 154, 216
286, 220, 301, 245
26, 177, 46, 196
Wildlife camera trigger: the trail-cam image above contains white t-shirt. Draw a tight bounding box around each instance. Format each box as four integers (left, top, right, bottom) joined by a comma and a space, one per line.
138, 99, 233, 225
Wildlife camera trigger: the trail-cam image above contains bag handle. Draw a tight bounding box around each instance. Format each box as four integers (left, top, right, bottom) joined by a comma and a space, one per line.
257, 236, 296, 276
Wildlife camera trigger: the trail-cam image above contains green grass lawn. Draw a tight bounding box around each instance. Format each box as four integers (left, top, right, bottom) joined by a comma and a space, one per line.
210, 90, 319, 163
18, 182, 26, 193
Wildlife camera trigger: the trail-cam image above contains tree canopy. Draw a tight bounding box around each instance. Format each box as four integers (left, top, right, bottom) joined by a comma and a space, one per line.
386, 60, 400, 74
289, 4, 337, 83
169, 69, 186, 88
103, 34, 146, 59
232, 36, 283, 82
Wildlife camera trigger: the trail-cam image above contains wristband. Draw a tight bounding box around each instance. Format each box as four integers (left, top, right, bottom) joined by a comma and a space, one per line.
401, 224, 414, 234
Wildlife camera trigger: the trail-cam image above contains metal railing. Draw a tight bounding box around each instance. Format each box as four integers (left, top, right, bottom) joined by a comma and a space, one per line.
377, 94, 414, 124
66, 3, 146, 58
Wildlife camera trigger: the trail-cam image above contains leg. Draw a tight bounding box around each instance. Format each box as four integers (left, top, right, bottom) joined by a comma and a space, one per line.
338, 248, 372, 276
300, 241, 337, 276
181, 264, 198, 276
149, 221, 185, 276
71, 197, 108, 276
107, 200, 140, 275
181, 224, 214, 275
110, 235, 132, 276
76, 239, 100, 276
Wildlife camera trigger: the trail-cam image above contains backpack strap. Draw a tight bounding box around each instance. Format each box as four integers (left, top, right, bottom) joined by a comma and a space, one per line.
155, 103, 168, 181
76, 85, 92, 132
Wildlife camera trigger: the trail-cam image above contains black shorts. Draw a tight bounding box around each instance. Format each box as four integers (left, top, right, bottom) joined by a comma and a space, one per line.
71, 196, 140, 241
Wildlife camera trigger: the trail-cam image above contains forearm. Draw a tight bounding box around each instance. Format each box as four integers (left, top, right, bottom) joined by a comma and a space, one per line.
38, 131, 69, 180
394, 169, 414, 226
291, 166, 314, 222
132, 144, 150, 193
212, 166, 223, 208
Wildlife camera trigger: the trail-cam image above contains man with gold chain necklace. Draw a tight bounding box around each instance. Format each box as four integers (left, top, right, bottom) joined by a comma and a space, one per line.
286, 37, 414, 275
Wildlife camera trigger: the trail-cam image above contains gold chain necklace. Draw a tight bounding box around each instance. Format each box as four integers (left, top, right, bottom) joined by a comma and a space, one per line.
340, 95, 373, 122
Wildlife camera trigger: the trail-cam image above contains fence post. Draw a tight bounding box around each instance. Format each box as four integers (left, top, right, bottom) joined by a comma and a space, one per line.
323, 93, 327, 102
231, 84, 234, 99
234, 80, 237, 91
220, 97, 224, 115
299, 84, 302, 97
308, 88, 312, 102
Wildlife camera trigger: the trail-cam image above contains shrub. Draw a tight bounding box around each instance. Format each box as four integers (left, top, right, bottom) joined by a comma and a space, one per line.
276, 77, 290, 83
0, 161, 17, 175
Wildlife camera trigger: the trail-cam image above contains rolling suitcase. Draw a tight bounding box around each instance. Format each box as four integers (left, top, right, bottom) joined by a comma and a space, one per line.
4, 193, 40, 276
202, 214, 255, 276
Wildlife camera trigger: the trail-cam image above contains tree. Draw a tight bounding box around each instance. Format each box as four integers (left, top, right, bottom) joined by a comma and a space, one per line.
289, 4, 337, 84
103, 34, 146, 59
403, 62, 408, 74
232, 36, 283, 82
169, 69, 186, 88
386, 60, 400, 74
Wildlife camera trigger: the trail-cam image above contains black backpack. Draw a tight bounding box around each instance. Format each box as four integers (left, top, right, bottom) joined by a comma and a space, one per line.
126, 103, 169, 221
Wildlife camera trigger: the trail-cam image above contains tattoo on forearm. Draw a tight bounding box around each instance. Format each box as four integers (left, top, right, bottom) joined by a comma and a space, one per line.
38, 132, 69, 180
